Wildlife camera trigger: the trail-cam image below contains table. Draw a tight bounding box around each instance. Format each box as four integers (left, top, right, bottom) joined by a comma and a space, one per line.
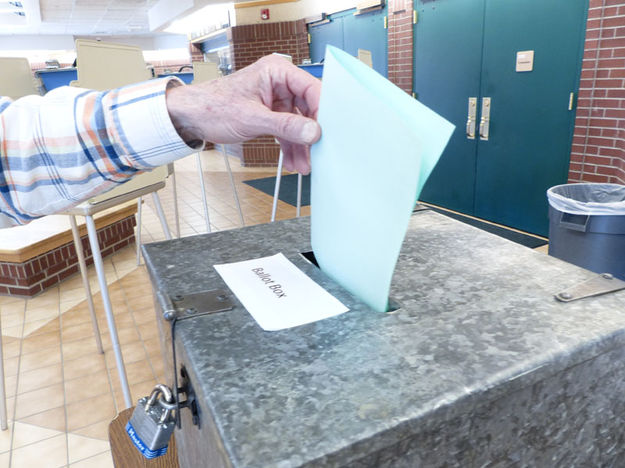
143, 210, 625, 467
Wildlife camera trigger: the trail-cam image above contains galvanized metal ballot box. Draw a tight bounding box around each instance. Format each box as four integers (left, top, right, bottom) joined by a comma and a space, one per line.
142, 210, 625, 467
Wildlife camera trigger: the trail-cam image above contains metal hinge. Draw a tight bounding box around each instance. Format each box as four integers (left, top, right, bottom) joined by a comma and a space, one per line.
384, 16, 387, 29
413, 10, 418, 24
159, 289, 234, 321
307, 33, 311, 44
555, 273, 625, 302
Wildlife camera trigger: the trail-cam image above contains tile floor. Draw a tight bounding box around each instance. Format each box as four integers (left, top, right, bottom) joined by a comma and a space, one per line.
0, 149, 306, 468
0, 149, 545, 467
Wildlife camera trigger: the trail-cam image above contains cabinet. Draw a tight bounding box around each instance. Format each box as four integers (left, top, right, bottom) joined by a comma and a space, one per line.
415, 0, 588, 236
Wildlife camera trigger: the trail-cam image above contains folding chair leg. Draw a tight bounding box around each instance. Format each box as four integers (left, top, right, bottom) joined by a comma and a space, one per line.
151, 192, 172, 240
221, 145, 245, 226
296, 173, 302, 218
85, 215, 133, 408
69, 215, 104, 354
0, 329, 6, 430
196, 153, 211, 233
136, 197, 142, 266
271, 151, 284, 222
170, 166, 181, 238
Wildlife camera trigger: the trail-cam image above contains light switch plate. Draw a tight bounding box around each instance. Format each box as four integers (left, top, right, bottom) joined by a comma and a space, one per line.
516, 50, 534, 72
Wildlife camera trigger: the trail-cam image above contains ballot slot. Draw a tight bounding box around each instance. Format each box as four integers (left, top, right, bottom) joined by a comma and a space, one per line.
299, 251, 401, 312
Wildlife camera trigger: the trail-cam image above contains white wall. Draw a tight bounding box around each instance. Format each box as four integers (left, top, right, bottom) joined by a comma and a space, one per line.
235, 0, 357, 25
0, 33, 188, 52
0, 35, 75, 51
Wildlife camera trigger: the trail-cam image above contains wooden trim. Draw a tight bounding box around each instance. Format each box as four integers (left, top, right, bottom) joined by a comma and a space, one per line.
0, 203, 137, 263
234, 0, 298, 9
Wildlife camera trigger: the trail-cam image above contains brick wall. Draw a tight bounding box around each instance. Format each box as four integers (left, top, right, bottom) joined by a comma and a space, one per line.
0, 216, 136, 297
569, 0, 625, 184
388, 0, 414, 94
228, 20, 310, 166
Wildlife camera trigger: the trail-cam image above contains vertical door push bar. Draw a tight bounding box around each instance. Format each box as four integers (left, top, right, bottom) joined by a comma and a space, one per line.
466, 97, 477, 139
479, 97, 491, 140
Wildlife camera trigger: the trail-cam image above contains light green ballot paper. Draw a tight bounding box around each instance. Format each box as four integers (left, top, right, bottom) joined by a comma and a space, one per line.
311, 46, 454, 312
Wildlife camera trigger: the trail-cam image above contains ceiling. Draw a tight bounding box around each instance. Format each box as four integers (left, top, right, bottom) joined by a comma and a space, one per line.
0, 0, 238, 36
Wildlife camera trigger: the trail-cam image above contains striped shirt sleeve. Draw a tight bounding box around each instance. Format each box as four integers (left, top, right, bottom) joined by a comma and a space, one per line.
0, 77, 197, 228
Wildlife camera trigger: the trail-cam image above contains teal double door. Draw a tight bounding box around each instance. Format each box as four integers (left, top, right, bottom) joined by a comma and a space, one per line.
309, 6, 388, 77
415, 0, 588, 236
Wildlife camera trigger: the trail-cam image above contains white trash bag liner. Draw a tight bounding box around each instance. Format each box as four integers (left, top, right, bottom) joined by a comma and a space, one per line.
547, 183, 625, 216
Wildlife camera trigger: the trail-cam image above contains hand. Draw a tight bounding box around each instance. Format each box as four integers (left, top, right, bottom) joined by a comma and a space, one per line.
166, 55, 321, 175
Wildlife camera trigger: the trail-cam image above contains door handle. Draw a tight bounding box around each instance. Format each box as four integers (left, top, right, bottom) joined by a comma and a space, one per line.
466, 97, 477, 139
479, 97, 491, 140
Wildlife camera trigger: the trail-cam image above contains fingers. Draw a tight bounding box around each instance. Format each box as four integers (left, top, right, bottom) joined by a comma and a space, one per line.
257, 110, 321, 146
278, 139, 311, 175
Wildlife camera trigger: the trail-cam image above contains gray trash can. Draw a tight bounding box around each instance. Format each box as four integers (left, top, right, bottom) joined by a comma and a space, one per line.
547, 183, 625, 280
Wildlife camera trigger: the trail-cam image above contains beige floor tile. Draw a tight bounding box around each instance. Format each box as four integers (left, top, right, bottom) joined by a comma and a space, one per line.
4, 374, 17, 398
143, 337, 163, 357
118, 360, 155, 386
100, 326, 141, 350
11, 433, 67, 468
0, 420, 12, 454
62, 336, 102, 362
17, 363, 63, 395
62, 305, 103, 329
67, 433, 110, 464
69, 450, 113, 468
63, 353, 107, 382
4, 356, 20, 377
104, 341, 148, 369
19, 406, 67, 433
15, 383, 65, 419
1, 308, 24, 328
0, 451, 8, 466
23, 306, 58, 324
20, 329, 61, 355
131, 307, 156, 325
137, 321, 158, 341
66, 394, 116, 432
18, 348, 61, 373
62, 321, 97, 344
22, 318, 60, 338
1, 324, 23, 339
64, 371, 111, 405
11, 421, 63, 450
1, 336, 21, 359
0, 301, 25, 314
70, 419, 109, 441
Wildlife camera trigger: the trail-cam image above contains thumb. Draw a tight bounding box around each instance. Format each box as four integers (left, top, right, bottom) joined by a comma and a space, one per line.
257, 111, 321, 146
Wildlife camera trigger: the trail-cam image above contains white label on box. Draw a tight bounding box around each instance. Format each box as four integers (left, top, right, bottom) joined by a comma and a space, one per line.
214, 253, 349, 331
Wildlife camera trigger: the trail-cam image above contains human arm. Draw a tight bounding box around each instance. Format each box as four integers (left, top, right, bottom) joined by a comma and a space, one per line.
0, 55, 321, 227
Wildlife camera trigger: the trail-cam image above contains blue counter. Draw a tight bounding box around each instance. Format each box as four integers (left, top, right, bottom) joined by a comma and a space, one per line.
157, 72, 194, 84
36, 68, 78, 92
298, 63, 323, 78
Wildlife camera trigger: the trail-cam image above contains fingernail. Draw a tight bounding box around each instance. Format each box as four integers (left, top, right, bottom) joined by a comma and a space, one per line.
301, 121, 319, 144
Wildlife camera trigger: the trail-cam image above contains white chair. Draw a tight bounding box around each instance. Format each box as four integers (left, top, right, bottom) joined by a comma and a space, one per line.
65, 39, 176, 408
0, 57, 40, 100
191, 61, 244, 231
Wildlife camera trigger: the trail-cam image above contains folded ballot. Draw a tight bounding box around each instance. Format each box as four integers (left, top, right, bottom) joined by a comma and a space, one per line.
311, 46, 454, 312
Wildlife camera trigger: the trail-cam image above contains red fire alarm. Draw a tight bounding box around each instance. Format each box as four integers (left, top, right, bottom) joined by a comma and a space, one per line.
261, 8, 270, 20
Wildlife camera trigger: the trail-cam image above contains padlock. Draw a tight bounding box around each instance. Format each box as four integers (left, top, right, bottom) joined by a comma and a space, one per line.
125, 384, 176, 459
